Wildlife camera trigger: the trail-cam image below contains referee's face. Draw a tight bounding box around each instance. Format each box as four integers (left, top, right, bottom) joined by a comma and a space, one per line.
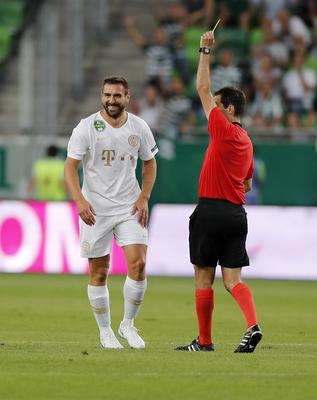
101, 84, 130, 119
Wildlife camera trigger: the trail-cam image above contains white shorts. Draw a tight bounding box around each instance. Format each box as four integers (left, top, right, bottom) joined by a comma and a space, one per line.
79, 212, 148, 258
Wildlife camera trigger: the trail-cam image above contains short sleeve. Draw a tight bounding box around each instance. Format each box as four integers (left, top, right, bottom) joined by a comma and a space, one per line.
138, 120, 159, 161
246, 158, 254, 180
208, 108, 232, 140
67, 120, 89, 160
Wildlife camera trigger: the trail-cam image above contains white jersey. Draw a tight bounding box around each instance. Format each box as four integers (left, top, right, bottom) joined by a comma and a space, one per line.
67, 111, 158, 216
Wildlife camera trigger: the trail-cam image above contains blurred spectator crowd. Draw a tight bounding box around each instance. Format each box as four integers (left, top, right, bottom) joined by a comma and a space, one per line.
123, 0, 317, 139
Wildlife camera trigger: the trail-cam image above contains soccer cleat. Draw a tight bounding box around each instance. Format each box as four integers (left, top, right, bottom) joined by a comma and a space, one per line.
118, 322, 145, 349
175, 338, 215, 352
100, 327, 123, 349
234, 324, 263, 353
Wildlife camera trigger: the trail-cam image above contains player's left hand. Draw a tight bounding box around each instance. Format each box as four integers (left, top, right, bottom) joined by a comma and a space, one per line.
132, 194, 148, 228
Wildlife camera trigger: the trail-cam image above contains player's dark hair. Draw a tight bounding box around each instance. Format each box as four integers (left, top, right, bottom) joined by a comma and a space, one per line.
46, 145, 59, 157
102, 76, 129, 94
215, 86, 246, 117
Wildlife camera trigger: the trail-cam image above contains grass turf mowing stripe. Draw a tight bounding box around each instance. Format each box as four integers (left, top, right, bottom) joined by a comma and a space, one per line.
0, 274, 316, 400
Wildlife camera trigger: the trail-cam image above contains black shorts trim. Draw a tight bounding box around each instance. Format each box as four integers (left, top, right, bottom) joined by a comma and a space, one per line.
189, 198, 249, 268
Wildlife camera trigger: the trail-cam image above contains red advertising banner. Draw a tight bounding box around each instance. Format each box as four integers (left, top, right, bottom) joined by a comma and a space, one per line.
0, 200, 128, 274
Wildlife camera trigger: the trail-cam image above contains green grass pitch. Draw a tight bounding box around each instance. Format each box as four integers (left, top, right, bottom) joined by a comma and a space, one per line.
0, 273, 316, 400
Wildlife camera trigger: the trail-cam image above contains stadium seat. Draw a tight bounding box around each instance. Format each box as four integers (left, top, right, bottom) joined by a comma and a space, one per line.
0, 27, 11, 63
184, 27, 205, 72
215, 28, 250, 61
250, 28, 262, 46
305, 56, 317, 73
0, 1, 24, 34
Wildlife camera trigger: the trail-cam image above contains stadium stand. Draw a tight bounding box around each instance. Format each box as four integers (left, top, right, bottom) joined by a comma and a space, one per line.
0, 0, 317, 136
0, 0, 317, 205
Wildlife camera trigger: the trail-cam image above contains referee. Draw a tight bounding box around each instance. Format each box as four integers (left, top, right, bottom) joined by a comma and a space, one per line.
175, 29, 262, 353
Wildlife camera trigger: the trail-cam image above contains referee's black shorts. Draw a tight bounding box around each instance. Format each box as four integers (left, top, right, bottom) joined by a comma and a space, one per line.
189, 198, 249, 268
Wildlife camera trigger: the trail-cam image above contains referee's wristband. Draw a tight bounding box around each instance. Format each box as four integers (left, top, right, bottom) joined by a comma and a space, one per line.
199, 47, 211, 54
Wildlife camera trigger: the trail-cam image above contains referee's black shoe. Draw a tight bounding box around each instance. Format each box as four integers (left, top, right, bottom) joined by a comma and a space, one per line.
234, 324, 263, 353
175, 338, 215, 352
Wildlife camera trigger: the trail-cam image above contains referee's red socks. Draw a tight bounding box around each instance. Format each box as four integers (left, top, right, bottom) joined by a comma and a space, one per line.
231, 282, 257, 329
195, 288, 214, 345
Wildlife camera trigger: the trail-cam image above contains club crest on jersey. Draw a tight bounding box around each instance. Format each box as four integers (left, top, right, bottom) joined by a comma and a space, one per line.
128, 135, 139, 147
94, 120, 105, 132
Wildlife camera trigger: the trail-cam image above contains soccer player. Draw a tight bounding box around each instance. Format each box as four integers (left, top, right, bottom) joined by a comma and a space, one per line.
175, 29, 263, 352
64, 77, 158, 349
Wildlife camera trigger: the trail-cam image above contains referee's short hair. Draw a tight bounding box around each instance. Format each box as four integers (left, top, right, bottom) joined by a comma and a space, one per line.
215, 86, 246, 117
102, 76, 129, 94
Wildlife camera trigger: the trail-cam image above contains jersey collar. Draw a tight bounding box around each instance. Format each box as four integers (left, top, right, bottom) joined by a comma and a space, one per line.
232, 121, 242, 127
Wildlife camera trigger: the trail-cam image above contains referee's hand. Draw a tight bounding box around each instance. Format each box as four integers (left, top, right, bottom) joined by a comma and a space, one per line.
76, 198, 96, 226
200, 30, 215, 49
132, 195, 148, 228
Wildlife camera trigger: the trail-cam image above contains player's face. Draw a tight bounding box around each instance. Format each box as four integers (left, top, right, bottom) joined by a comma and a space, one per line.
101, 84, 130, 119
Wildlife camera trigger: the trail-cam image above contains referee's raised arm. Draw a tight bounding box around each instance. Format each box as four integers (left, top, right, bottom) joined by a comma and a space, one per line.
196, 30, 217, 119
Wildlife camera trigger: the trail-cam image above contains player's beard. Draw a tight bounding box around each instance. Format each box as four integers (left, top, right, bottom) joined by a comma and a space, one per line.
104, 103, 125, 119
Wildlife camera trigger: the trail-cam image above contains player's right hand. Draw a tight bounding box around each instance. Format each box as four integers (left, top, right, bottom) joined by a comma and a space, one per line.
76, 198, 96, 226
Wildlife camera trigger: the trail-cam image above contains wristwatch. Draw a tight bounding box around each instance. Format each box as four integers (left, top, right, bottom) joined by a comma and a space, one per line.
199, 47, 211, 54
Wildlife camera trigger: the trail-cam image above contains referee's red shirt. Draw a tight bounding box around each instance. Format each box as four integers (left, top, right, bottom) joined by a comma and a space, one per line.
198, 108, 254, 205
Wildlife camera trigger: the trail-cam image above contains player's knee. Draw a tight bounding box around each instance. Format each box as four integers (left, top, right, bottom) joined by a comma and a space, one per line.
129, 258, 146, 278
195, 275, 212, 290
194, 266, 214, 289
223, 279, 238, 293
90, 267, 109, 285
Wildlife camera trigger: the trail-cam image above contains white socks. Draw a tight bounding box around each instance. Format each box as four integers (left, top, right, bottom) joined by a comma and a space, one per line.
87, 284, 111, 331
122, 276, 147, 325
87, 277, 147, 332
